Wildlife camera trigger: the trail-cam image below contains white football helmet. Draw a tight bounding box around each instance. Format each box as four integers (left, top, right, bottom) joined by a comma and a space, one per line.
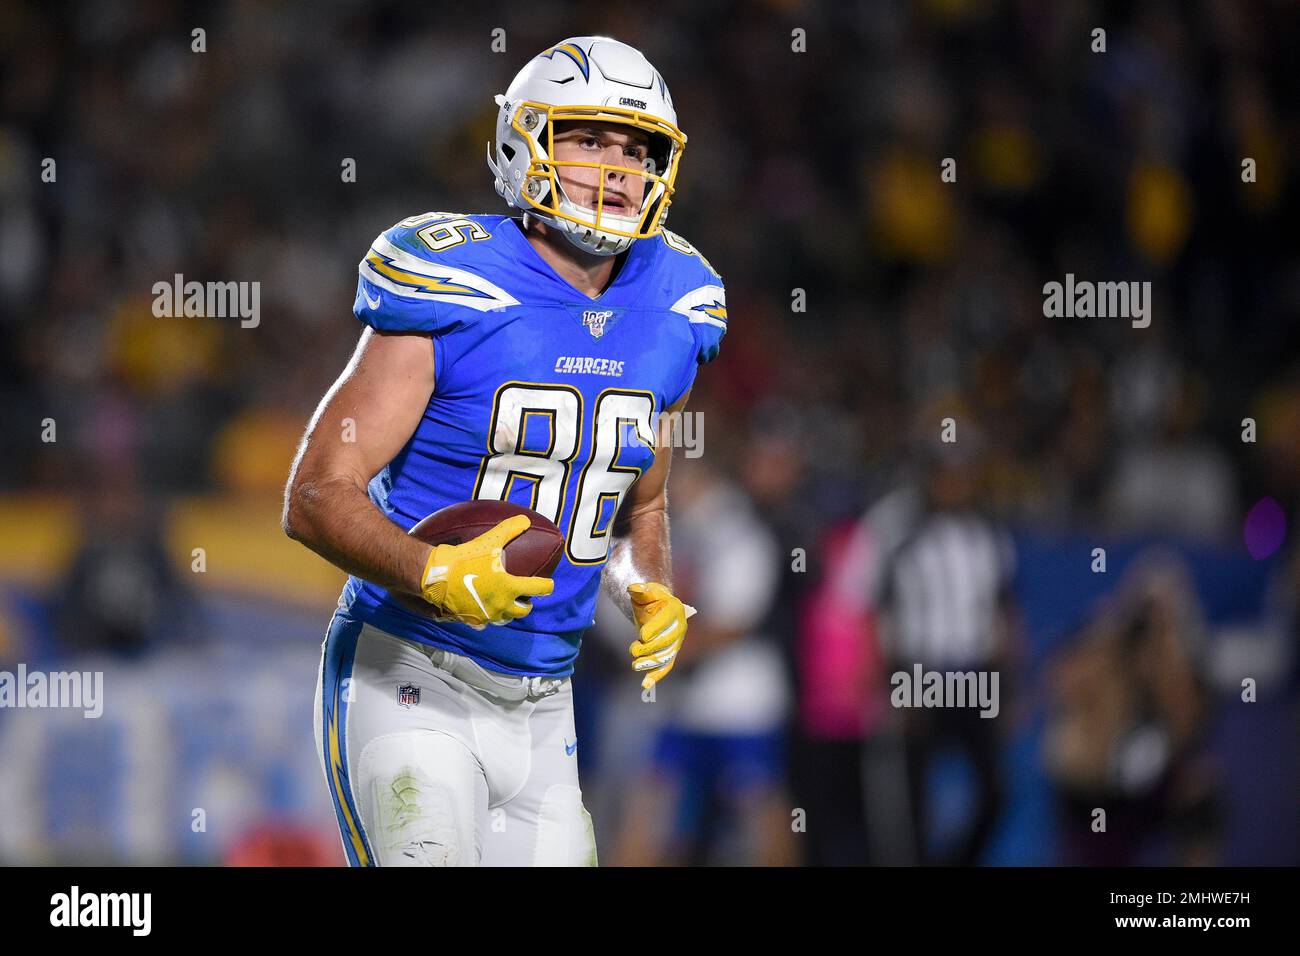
487, 37, 686, 256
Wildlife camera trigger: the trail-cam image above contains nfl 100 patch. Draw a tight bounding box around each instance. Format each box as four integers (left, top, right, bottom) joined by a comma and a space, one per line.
565, 303, 626, 340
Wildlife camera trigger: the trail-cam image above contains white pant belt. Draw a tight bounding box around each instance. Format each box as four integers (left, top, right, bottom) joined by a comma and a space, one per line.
425, 646, 564, 702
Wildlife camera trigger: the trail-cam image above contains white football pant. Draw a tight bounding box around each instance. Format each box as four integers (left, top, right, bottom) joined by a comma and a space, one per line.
313, 612, 597, 866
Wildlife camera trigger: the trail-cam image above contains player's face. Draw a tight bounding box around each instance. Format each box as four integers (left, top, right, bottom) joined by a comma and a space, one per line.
549, 120, 653, 218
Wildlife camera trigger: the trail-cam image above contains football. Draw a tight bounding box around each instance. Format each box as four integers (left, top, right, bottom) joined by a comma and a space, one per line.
409, 499, 565, 578
392, 500, 564, 620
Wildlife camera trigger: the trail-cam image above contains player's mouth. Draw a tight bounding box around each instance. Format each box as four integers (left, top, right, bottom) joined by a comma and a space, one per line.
596, 194, 632, 214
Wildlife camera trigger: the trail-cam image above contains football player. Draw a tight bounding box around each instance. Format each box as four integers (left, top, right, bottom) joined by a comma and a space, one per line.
283, 36, 727, 866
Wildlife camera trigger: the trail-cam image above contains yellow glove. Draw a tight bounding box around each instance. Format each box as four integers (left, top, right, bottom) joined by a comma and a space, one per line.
420, 515, 554, 630
627, 582, 695, 690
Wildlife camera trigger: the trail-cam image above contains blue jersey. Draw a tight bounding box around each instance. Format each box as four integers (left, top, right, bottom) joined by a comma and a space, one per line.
339, 212, 726, 677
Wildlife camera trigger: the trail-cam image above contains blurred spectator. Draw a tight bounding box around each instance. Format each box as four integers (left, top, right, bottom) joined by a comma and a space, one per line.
736, 409, 878, 864
1042, 551, 1224, 865
1106, 368, 1238, 540
862, 436, 1020, 865
788, 519, 884, 865
610, 459, 793, 865
53, 464, 203, 656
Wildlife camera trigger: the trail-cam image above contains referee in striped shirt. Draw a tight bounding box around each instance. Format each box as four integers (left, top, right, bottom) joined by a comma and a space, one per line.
865, 436, 1018, 865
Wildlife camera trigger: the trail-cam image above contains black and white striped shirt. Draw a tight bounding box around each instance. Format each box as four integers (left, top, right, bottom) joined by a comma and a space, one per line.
864, 488, 1016, 668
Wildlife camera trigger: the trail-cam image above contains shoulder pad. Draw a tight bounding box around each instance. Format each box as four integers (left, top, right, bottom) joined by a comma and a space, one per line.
660, 227, 722, 279
354, 213, 519, 332
659, 230, 726, 364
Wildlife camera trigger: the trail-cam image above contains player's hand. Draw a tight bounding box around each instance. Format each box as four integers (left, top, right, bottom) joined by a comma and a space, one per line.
419, 515, 554, 630
627, 582, 693, 690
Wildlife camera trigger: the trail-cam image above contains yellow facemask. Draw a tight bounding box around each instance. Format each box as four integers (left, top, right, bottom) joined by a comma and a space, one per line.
508, 100, 687, 242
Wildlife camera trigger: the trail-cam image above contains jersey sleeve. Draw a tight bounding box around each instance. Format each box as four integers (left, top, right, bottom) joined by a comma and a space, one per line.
665, 270, 727, 406
658, 229, 728, 405
688, 285, 727, 363
353, 216, 520, 333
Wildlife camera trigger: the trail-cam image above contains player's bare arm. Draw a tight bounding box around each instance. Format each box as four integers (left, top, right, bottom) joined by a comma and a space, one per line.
283, 328, 549, 627
603, 396, 748, 667
602, 391, 754, 672
601, 388, 697, 689
282, 328, 437, 595
602, 388, 688, 617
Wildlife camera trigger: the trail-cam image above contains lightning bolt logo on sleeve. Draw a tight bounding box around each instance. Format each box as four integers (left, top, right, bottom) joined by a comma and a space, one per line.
359, 236, 520, 311
669, 285, 728, 328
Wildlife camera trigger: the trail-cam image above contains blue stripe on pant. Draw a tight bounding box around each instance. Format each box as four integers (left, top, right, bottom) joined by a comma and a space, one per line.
320, 612, 375, 867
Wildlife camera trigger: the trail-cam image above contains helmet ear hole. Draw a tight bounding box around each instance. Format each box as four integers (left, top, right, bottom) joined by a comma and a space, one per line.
647, 133, 672, 175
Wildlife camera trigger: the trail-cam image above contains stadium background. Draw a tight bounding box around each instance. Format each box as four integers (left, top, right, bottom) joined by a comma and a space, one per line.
0, 0, 1296, 865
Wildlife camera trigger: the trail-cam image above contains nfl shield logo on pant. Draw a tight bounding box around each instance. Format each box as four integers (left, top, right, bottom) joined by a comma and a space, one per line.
397, 683, 420, 708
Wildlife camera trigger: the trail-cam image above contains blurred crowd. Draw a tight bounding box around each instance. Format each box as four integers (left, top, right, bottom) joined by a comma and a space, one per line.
0, 0, 1296, 864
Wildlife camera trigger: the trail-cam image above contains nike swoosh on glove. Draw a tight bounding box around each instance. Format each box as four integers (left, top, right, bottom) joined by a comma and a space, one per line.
419, 515, 554, 630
